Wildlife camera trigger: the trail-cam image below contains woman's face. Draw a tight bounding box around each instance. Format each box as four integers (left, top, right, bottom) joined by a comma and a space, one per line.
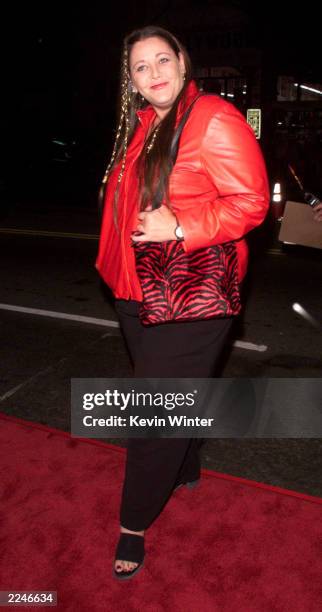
129, 36, 186, 119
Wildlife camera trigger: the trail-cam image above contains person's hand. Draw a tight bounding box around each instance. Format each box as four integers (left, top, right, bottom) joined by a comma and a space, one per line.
131, 204, 178, 242
313, 202, 322, 222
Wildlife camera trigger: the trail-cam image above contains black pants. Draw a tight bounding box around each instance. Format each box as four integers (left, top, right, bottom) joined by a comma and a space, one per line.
115, 299, 233, 531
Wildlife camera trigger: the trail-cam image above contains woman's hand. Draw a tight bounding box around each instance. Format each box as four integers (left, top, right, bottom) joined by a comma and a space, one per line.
313, 202, 322, 222
131, 204, 178, 242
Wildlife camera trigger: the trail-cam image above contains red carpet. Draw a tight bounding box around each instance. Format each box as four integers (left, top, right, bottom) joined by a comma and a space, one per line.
1, 412, 322, 611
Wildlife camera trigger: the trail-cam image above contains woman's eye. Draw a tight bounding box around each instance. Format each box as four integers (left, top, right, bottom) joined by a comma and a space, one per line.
135, 58, 169, 72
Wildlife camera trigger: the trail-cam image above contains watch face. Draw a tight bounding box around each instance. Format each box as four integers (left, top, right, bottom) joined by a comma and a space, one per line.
175, 225, 183, 239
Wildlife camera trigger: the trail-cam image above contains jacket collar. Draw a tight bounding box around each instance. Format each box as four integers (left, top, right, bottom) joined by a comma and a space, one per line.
136, 80, 200, 131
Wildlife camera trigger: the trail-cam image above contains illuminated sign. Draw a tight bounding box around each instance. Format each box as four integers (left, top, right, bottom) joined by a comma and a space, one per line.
247, 108, 261, 139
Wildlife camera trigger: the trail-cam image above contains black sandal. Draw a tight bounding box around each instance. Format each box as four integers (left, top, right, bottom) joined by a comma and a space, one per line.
113, 533, 145, 580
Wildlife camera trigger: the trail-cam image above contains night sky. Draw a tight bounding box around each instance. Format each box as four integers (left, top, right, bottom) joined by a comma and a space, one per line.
2, 1, 321, 113
1, 0, 321, 193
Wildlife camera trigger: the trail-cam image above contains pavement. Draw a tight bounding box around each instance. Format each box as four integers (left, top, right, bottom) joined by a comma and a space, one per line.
1, 200, 322, 498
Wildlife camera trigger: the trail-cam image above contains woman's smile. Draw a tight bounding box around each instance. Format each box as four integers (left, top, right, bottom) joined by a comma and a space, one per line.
150, 82, 168, 90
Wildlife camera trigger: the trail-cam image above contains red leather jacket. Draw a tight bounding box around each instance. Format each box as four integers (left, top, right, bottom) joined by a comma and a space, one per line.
96, 80, 269, 301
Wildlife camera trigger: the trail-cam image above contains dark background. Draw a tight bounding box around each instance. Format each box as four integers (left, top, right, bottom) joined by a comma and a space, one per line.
1, 1, 322, 498
1, 0, 322, 211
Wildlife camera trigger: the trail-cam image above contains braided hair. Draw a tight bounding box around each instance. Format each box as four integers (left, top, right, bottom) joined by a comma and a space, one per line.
100, 26, 193, 224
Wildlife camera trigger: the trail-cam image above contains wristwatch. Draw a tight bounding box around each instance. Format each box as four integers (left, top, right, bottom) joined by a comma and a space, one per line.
174, 224, 184, 240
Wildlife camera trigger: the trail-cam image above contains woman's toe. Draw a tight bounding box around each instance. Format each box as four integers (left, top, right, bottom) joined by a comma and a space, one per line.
126, 562, 138, 571
115, 561, 123, 572
115, 560, 138, 572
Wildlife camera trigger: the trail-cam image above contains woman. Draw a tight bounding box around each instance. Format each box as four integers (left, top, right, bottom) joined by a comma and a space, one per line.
96, 26, 269, 580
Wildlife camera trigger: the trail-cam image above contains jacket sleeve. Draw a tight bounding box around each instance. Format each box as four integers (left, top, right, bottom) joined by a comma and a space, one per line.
175, 105, 270, 252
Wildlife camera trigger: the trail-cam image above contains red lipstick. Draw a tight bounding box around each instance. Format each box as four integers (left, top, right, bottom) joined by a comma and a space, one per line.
150, 82, 168, 90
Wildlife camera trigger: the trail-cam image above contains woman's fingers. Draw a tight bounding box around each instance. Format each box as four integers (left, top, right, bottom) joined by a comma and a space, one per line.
137, 205, 153, 222
131, 232, 148, 242
133, 204, 177, 241
313, 203, 322, 221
